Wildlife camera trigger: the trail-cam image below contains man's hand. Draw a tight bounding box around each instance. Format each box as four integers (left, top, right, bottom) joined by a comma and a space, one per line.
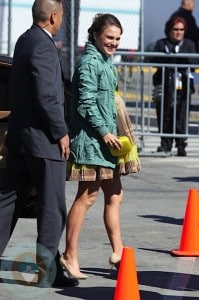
59, 134, 70, 159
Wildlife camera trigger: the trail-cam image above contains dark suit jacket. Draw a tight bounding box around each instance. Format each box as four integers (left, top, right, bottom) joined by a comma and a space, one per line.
152, 38, 196, 87
152, 38, 196, 107
6, 24, 68, 160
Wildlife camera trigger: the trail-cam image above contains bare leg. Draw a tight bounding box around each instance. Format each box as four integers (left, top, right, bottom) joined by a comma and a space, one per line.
101, 177, 123, 260
61, 181, 101, 278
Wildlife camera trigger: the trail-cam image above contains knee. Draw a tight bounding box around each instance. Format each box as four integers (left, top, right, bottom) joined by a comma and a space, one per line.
106, 190, 124, 206
115, 190, 123, 204
117, 191, 123, 205
76, 182, 100, 209
85, 195, 96, 208
76, 194, 96, 210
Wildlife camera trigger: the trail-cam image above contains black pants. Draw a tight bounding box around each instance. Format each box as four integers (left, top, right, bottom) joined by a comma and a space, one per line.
0, 152, 67, 279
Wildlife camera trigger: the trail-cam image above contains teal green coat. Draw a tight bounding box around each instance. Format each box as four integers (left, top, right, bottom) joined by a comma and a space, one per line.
68, 42, 118, 168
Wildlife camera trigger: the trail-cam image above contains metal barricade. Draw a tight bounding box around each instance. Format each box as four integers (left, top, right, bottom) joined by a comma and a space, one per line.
114, 52, 199, 156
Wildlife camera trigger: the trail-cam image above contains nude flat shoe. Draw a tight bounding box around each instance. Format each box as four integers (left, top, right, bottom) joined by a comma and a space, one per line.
59, 254, 88, 279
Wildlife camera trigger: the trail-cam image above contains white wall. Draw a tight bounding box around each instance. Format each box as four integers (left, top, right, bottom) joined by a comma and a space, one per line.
78, 0, 141, 50
1, 0, 199, 55
0, 1, 33, 55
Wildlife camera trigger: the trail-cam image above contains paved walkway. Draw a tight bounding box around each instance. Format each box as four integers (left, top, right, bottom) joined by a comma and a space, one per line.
1, 154, 199, 299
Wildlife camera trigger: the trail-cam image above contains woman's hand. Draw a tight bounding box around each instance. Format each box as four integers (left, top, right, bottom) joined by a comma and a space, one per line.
103, 133, 122, 150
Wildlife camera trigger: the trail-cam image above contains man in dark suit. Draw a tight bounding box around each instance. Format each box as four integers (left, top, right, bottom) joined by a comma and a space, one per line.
169, 0, 199, 51
0, 0, 78, 288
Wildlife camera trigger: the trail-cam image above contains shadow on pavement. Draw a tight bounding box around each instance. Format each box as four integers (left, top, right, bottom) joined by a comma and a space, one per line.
138, 214, 183, 225
140, 290, 198, 300
56, 286, 114, 300
138, 248, 170, 255
55, 270, 198, 300
138, 270, 198, 299
173, 176, 199, 183
1, 262, 198, 299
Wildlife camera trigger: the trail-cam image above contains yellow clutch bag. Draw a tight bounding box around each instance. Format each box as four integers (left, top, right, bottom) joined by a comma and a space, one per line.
109, 136, 132, 156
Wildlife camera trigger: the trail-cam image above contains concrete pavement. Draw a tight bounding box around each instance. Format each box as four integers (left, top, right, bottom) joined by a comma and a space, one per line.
1, 153, 199, 299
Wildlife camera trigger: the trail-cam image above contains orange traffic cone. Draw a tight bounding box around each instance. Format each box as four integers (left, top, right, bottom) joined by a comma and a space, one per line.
171, 188, 199, 256
114, 247, 140, 300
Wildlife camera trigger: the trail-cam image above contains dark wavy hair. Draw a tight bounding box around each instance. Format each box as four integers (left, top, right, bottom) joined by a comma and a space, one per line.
164, 16, 187, 38
88, 13, 123, 44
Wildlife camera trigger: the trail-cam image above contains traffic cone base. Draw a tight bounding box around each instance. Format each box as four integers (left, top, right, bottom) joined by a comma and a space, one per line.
114, 247, 140, 300
171, 249, 199, 256
170, 188, 199, 257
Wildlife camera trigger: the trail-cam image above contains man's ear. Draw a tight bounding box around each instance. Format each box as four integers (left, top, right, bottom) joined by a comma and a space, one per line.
50, 11, 56, 25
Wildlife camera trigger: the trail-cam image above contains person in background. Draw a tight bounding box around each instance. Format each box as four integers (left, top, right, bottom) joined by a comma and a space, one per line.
169, 0, 199, 51
0, 0, 78, 288
153, 16, 196, 156
59, 14, 125, 279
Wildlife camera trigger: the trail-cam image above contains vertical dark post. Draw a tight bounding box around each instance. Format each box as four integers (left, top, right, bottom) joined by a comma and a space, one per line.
8, 0, 12, 56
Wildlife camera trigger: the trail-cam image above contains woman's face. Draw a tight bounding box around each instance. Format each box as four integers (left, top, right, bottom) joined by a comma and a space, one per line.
93, 25, 121, 56
169, 22, 185, 43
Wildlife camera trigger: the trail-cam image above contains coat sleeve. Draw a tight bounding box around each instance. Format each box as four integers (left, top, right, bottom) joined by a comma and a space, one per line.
30, 40, 68, 141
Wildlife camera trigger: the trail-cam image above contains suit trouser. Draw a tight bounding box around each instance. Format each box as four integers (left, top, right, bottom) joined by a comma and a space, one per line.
0, 152, 67, 278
